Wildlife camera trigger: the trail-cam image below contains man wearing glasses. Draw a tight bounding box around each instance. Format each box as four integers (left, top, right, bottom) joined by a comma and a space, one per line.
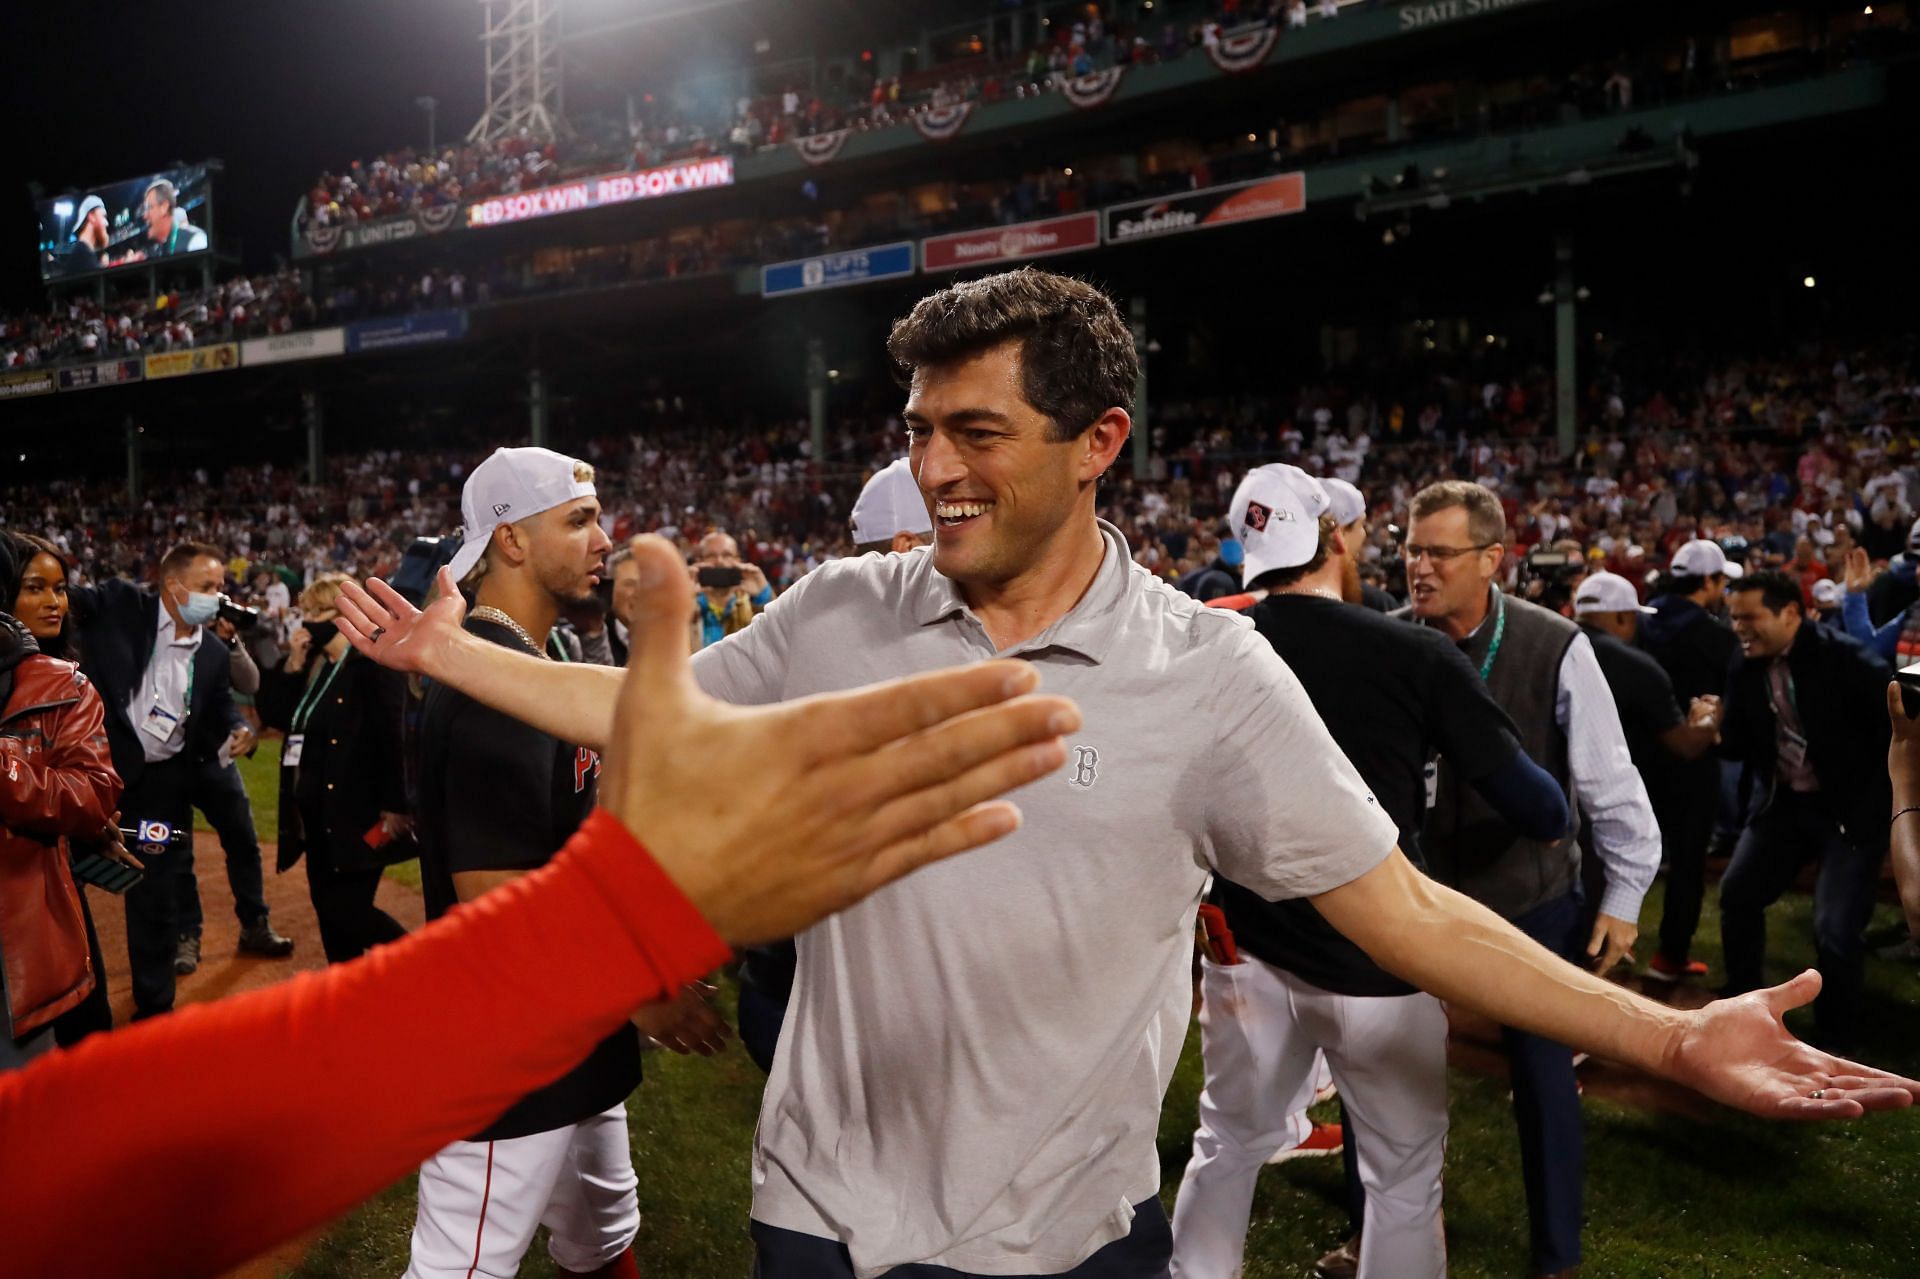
1397, 481, 1660, 1279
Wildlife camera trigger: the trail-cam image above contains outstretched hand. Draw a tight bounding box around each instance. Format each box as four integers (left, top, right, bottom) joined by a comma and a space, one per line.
334, 565, 467, 677
597, 535, 1079, 944
1662, 970, 1920, 1120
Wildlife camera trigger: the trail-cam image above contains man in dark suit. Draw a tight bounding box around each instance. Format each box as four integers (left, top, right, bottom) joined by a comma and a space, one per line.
1720, 570, 1892, 1054
69, 543, 280, 1019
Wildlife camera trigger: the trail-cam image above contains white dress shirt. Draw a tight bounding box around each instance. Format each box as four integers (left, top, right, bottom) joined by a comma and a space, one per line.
1554, 630, 1662, 921
126, 606, 201, 764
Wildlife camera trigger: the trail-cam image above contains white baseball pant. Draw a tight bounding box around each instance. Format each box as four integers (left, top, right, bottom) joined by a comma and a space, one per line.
1169, 955, 1449, 1279
404, 1101, 640, 1278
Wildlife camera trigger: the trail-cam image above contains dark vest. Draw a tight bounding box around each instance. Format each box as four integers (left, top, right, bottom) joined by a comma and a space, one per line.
1423, 592, 1581, 920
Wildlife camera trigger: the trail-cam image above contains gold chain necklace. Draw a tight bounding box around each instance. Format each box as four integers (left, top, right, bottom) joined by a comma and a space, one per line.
470, 606, 549, 659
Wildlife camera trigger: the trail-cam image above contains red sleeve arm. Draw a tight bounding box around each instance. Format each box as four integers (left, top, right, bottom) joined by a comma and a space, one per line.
0, 808, 732, 1279
0, 678, 121, 841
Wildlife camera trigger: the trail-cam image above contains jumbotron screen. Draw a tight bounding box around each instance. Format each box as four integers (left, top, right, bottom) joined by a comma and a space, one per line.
37, 164, 213, 282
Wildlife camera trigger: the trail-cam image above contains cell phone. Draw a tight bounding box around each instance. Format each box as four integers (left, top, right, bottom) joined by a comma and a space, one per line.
1898, 663, 1920, 720
697, 565, 744, 590
72, 853, 143, 894
1196, 904, 1241, 966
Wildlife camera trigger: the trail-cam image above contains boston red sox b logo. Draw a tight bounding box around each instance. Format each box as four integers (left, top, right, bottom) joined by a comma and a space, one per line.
1244, 500, 1271, 534
1068, 745, 1100, 789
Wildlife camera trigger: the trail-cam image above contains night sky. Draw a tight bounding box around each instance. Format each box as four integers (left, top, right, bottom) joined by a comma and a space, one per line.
0, 0, 949, 311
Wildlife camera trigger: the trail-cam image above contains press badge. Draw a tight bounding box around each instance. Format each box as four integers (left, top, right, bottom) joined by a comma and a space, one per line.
1778, 726, 1810, 775
140, 702, 182, 742
282, 734, 305, 767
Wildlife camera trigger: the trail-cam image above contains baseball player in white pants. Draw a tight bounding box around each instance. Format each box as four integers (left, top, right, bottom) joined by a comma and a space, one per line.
405, 1102, 640, 1278
1170, 954, 1450, 1279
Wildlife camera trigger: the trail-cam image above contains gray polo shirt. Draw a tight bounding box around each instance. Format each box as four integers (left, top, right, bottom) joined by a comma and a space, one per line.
693, 519, 1397, 1278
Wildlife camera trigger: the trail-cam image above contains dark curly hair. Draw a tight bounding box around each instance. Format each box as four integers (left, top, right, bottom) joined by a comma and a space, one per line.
885, 267, 1139, 442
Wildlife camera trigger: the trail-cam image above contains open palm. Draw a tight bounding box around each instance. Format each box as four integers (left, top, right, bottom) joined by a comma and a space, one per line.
334, 565, 468, 675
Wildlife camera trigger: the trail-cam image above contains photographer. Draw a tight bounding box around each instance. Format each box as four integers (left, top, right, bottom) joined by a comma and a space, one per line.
0, 537, 125, 1070
690, 530, 770, 651
1719, 570, 1890, 1053
1887, 679, 1920, 942
255, 574, 411, 966
66, 543, 265, 1020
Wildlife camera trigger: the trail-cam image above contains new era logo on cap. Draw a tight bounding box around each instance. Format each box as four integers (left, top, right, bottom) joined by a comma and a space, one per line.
493, 502, 511, 517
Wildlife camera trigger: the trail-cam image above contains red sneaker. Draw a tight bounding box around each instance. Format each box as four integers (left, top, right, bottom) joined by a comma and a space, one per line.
1645, 953, 1709, 983
1268, 1122, 1344, 1164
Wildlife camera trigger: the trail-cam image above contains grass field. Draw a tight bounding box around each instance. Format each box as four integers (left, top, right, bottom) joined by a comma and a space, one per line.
281, 863, 1920, 1279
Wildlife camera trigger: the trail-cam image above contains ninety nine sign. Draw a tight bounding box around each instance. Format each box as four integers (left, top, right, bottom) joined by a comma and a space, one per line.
467, 157, 735, 229
1104, 172, 1306, 245
761, 242, 916, 298
922, 212, 1101, 273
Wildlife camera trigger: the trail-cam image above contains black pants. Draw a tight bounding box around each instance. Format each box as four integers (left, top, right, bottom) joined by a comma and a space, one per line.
53, 888, 113, 1048
1719, 790, 1882, 1051
301, 810, 407, 966
175, 757, 271, 936
751, 1198, 1171, 1279
120, 755, 196, 1019
1654, 787, 1717, 964
1501, 890, 1585, 1275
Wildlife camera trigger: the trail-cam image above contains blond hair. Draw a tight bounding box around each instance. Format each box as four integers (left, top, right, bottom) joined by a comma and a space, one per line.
300, 572, 354, 618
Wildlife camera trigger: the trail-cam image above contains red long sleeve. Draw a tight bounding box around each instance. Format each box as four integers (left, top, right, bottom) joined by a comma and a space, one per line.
0, 808, 732, 1278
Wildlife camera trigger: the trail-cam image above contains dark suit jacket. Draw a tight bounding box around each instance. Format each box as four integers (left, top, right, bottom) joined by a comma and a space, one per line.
67, 580, 243, 788
1721, 618, 1891, 851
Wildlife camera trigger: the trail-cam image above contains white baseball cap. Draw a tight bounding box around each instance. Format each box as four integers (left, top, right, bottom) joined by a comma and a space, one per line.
1669, 539, 1744, 580
849, 457, 932, 545
448, 446, 597, 581
72, 195, 105, 235
1230, 464, 1323, 585
1573, 570, 1655, 616
1812, 578, 1841, 606
1321, 477, 1366, 527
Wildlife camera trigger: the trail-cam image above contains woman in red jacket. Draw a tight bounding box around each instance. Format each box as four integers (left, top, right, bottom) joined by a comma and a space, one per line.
0, 591, 124, 1070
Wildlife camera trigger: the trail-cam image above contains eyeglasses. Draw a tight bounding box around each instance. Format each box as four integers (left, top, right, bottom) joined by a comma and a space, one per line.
1402, 542, 1494, 565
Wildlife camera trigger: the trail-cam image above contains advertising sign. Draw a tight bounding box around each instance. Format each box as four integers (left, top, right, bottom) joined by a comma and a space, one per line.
57, 359, 145, 392
242, 328, 347, 367
0, 369, 56, 399
921, 212, 1100, 273
761, 242, 916, 297
144, 343, 239, 380
1104, 172, 1307, 245
345, 310, 468, 354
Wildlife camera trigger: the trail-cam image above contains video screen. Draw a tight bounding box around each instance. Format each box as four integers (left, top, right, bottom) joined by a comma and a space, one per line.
37, 164, 212, 282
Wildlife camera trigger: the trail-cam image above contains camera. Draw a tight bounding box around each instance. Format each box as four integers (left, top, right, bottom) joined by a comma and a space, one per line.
216, 594, 261, 631
1522, 547, 1586, 614
697, 565, 744, 590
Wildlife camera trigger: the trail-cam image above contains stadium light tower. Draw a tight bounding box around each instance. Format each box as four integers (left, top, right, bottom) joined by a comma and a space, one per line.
469, 0, 567, 144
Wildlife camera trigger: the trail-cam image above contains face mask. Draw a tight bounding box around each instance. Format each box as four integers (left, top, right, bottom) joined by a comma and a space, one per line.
178, 591, 221, 627
305, 620, 338, 648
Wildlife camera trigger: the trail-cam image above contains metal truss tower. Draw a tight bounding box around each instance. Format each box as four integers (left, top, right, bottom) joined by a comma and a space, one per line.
469, 0, 567, 145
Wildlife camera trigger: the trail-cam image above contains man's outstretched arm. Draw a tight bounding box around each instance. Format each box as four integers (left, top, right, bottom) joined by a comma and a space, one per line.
1314, 848, 1920, 1121
336, 564, 625, 748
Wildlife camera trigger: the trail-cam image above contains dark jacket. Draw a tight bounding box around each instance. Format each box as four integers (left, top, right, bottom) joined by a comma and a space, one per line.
0, 619, 120, 1039
1641, 594, 1739, 706
1176, 558, 1241, 603
1721, 619, 1891, 851
67, 579, 244, 787
256, 651, 411, 874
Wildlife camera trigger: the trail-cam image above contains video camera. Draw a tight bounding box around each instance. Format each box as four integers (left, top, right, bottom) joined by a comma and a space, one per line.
1522, 547, 1587, 614
216, 594, 261, 631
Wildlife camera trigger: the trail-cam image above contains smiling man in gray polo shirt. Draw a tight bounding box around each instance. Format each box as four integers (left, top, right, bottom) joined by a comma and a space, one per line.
337, 269, 1920, 1279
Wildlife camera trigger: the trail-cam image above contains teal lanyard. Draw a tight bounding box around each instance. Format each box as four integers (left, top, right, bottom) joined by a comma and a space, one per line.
291, 657, 348, 736
548, 632, 570, 662
1478, 593, 1507, 682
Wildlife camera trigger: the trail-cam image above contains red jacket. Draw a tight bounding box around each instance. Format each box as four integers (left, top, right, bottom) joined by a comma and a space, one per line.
0, 651, 121, 1039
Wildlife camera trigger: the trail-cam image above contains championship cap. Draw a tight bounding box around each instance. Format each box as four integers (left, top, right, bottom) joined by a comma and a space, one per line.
1811, 579, 1841, 607
1321, 477, 1367, 528
1573, 571, 1655, 617
448, 446, 597, 581
1670, 539, 1744, 580
849, 457, 932, 545
1270, 464, 1331, 520
71, 195, 105, 236
1230, 464, 1322, 585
